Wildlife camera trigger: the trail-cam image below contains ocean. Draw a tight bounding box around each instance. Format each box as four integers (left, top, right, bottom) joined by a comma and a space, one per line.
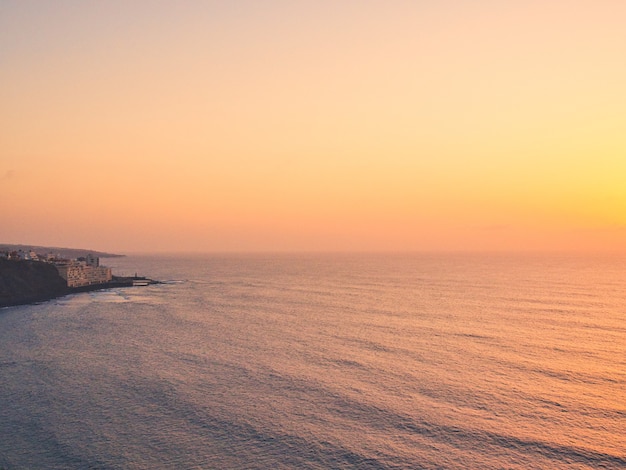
0, 253, 625, 469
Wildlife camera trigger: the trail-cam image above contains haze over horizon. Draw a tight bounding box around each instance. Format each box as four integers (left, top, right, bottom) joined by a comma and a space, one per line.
2, 1, 625, 253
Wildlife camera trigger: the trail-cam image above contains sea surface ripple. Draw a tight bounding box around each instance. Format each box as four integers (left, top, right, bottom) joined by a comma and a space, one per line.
1, 253, 625, 469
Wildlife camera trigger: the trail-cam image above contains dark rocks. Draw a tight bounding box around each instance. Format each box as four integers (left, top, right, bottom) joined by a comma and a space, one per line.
0, 259, 69, 308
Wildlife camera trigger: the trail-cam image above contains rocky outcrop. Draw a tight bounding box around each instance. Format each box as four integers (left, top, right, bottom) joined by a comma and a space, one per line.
0, 259, 69, 308
0, 260, 159, 308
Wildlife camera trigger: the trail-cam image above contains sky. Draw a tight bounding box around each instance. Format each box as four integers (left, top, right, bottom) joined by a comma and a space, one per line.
1, 1, 625, 253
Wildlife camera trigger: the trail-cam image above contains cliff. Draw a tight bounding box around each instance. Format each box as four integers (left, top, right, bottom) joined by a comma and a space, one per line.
0, 259, 69, 308
0, 259, 159, 308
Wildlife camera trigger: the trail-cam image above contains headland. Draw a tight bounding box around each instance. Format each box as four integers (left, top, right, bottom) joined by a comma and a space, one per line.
0, 248, 157, 308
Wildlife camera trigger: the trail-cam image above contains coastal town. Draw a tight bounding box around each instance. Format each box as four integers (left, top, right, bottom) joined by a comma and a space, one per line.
0, 249, 112, 288
0, 247, 157, 308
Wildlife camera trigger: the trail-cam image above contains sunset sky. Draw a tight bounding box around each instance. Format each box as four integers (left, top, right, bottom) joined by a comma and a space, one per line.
2, 1, 625, 253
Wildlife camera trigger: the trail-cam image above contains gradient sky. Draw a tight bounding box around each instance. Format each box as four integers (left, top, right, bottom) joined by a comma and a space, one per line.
2, 1, 625, 253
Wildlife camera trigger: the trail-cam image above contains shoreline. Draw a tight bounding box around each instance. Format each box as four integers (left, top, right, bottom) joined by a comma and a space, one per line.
0, 276, 160, 309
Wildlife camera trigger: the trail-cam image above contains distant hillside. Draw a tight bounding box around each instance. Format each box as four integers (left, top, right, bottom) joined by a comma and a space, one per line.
0, 244, 124, 259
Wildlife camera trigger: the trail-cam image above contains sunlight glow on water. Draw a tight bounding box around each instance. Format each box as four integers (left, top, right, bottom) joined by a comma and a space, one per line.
1, 253, 625, 469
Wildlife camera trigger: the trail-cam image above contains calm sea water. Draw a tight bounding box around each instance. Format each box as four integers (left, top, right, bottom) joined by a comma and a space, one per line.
1, 253, 625, 469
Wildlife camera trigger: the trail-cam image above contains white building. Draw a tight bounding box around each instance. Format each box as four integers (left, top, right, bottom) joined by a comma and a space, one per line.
54, 259, 112, 288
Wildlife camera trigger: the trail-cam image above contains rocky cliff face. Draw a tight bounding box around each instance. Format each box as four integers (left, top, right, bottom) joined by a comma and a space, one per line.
0, 259, 68, 308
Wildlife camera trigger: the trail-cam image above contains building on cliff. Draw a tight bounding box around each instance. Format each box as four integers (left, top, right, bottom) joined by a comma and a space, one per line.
54, 255, 112, 288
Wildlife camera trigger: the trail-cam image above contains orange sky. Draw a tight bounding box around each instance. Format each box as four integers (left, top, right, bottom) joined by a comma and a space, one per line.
1, 1, 625, 253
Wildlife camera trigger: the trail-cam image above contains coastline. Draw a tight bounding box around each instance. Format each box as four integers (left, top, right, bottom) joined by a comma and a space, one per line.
0, 258, 159, 309
0, 277, 160, 309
